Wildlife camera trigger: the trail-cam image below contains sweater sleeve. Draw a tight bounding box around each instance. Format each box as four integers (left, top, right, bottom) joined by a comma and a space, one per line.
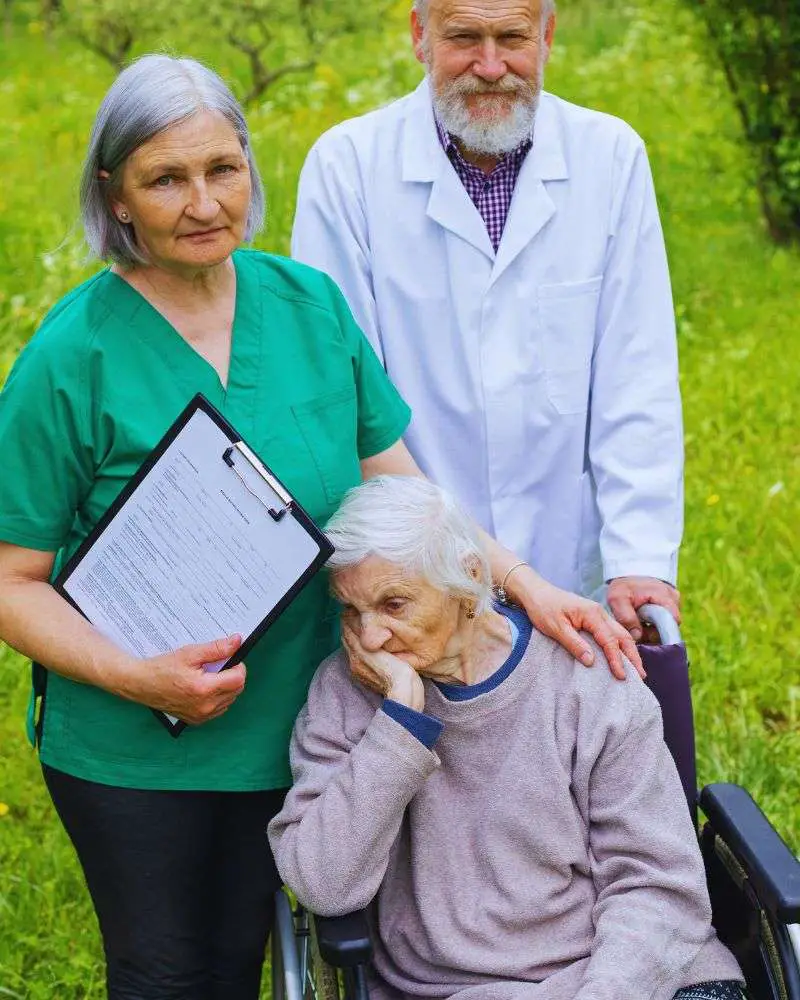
268, 655, 440, 916
574, 680, 721, 1000
382, 699, 444, 749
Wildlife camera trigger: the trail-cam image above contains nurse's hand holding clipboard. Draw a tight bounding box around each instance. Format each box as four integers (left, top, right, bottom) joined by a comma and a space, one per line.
0, 541, 247, 725
132, 635, 246, 725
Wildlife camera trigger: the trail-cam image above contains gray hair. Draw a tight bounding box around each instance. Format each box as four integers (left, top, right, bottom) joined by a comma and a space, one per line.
325, 476, 493, 615
413, 0, 555, 25
80, 54, 265, 266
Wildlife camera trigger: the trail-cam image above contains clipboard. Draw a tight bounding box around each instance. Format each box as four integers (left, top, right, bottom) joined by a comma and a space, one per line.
52, 393, 334, 737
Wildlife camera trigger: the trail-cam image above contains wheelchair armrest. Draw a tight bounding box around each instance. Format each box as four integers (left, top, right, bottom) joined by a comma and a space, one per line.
700, 783, 800, 923
314, 909, 373, 968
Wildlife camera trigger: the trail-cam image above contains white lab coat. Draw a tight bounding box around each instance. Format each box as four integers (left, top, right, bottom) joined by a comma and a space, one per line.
292, 78, 683, 594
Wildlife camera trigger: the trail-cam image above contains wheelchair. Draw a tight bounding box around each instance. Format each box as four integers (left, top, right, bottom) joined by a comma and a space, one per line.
271, 605, 800, 1000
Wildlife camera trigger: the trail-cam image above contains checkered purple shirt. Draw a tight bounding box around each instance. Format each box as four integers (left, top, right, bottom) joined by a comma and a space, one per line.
435, 117, 532, 251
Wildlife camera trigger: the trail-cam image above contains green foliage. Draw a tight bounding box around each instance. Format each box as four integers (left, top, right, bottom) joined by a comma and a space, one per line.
686, 0, 800, 243
195, 0, 382, 104
62, 0, 174, 69
1, 0, 799, 995
20, 0, 392, 105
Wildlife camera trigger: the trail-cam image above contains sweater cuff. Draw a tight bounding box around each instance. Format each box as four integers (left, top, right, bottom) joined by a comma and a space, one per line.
382, 700, 444, 749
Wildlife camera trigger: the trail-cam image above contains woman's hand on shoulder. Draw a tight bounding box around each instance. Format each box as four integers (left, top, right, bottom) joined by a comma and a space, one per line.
342, 624, 425, 712
125, 635, 247, 725
505, 567, 644, 680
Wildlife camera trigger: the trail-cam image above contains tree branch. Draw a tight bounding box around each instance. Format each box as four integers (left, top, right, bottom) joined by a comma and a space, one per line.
226, 30, 316, 105
696, 3, 754, 142
243, 58, 317, 105
69, 22, 133, 70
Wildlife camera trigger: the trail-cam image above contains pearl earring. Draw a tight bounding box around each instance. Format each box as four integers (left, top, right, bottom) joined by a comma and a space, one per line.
119, 211, 129, 222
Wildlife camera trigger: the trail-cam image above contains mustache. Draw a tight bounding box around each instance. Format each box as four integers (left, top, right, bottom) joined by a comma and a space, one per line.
443, 73, 537, 99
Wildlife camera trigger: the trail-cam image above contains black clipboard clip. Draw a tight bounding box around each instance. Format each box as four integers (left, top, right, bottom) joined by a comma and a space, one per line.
223, 442, 293, 522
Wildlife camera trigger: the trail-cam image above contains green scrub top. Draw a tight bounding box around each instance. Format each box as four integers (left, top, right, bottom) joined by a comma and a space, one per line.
0, 249, 410, 790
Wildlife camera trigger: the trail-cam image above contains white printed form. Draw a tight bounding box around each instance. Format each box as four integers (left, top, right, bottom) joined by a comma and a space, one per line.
63, 409, 321, 668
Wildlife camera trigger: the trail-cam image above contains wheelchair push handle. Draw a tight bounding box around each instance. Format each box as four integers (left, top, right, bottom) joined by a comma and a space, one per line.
637, 603, 683, 645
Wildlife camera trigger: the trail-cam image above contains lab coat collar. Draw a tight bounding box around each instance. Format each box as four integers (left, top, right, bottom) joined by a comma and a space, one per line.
401, 78, 569, 269
492, 95, 568, 282
402, 78, 493, 258
401, 78, 446, 183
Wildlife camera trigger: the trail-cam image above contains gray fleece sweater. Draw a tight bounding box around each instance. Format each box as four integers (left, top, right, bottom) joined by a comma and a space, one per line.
268, 628, 741, 1000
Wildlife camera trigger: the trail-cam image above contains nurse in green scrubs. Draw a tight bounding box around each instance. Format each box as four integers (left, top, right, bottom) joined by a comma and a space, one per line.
0, 54, 639, 999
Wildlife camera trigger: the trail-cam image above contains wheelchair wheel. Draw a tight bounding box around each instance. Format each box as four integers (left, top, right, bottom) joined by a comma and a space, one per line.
304, 917, 341, 1000
272, 890, 370, 1000
272, 889, 343, 1000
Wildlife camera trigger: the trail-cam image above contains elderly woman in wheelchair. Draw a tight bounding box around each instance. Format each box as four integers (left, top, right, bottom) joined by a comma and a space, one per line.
269, 475, 746, 1000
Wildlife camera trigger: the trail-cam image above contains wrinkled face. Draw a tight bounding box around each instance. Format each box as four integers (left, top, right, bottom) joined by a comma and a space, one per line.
412, 0, 555, 156
109, 111, 251, 274
333, 555, 464, 674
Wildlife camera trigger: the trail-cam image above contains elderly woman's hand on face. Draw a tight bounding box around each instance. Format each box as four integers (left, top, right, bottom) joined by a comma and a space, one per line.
341, 622, 425, 712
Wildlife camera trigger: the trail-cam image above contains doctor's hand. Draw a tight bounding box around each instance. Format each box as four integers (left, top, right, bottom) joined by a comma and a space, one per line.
342, 624, 425, 712
607, 576, 681, 641
504, 567, 644, 680
125, 635, 246, 725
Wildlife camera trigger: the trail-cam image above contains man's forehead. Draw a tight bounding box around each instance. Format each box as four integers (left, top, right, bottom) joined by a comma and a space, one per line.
429, 0, 541, 24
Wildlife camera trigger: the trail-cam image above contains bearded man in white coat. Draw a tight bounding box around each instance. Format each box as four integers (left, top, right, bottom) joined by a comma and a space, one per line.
291, 0, 683, 637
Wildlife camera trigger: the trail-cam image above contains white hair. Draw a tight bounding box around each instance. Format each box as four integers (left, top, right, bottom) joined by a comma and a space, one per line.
413, 0, 556, 25
80, 54, 265, 267
325, 476, 493, 615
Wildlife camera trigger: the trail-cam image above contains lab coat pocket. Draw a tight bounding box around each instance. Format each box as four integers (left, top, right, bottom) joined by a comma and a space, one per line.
537, 277, 602, 416
291, 386, 361, 508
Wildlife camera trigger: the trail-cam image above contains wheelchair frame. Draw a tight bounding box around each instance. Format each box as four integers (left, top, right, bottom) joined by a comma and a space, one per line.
272, 605, 800, 1000
272, 888, 370, 1000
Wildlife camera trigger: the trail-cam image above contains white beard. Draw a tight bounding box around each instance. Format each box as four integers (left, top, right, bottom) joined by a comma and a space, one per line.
430, 70, 542, 158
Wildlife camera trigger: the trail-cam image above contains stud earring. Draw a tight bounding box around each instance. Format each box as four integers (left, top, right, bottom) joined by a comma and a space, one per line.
119, 211, 129, 222
465, 608, 476, 620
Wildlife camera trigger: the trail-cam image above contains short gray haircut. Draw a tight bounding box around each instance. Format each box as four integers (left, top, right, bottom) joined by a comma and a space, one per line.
325, 476, 493, 615
413, 0, 555, 25
80, 54, 265, 267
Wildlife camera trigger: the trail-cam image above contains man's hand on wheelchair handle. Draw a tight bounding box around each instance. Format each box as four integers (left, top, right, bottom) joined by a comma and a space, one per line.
607, 576, 681, 641
505, 567, 644, 680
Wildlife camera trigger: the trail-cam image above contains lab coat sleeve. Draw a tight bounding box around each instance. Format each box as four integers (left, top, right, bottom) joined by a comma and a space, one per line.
590, 138, 684, 585
292, 135, 385, 363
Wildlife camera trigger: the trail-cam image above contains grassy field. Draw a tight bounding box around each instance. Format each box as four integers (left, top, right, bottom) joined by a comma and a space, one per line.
1, 0, 799, 995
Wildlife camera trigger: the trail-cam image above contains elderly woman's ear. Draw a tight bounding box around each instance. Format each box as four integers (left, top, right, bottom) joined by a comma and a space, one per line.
462, 556, 489, 619
96, 169, 128, 226
464, 555, 483, 582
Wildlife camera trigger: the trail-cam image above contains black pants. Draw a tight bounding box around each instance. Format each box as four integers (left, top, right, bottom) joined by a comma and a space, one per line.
43, 764, 287, 1000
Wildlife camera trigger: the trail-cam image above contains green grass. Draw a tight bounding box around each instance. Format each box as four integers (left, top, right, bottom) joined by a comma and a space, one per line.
1, 0, 799, 995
